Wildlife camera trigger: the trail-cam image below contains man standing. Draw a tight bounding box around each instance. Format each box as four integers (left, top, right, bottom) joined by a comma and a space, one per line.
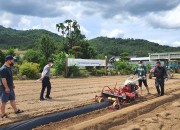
134, 61, 150, 95
0, 55, 23, 118
37, 60, 53, 101
154, 61, 168, 96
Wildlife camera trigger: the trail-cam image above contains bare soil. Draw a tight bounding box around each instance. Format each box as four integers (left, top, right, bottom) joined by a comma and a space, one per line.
0, 75, 180, 130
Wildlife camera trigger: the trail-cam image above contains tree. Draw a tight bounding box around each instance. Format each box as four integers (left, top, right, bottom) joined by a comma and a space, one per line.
54, 52, 75, 76
56, 19, 95, 59
0, 50, 5, 65
56, 20, 81, 50
5, 48, 16, 56
39, 35, 55, 61
120, 52, 130, 61
69, 46, 83, 58
24, 49, 42, 63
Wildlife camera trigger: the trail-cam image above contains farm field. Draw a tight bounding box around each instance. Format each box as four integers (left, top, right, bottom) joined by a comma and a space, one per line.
0, 75, 180, 130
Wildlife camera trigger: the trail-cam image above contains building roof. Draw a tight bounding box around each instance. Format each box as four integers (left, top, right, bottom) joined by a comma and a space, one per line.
130, 57, 150, 61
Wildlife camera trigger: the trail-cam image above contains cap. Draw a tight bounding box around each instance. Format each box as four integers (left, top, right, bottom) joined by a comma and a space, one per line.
5, 55, 14, 61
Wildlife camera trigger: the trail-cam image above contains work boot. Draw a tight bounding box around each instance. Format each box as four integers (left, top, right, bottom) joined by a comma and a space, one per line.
46, 96, 52, 99
40, 98, 46, 101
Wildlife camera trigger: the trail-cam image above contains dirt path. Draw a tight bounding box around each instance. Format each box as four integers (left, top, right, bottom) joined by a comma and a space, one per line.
0, 75, 180, 128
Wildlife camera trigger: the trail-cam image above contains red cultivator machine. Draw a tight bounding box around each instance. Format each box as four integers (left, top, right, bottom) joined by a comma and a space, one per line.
95, 76, 140, 110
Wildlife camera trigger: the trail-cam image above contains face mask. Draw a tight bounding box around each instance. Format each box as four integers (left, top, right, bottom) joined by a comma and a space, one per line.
138, 64, 142, 67
10, 63, 14, 66
50, 63, 53, 67
157, 64, 160, 67
10, 61, 14, 66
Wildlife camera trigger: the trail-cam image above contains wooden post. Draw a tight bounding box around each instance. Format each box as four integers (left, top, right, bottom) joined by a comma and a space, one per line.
65, 54, 68, 78
105, 56, 107, 75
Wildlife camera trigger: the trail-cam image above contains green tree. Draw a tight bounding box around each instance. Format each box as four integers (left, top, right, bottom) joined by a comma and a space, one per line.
39, 35, 55, 61
0, 50, 5, 65
146, 63, 151, 72
54, 52, 75, 76
56, 20, 81, 51
120, 52, 130, 61
24, 49, 42, 63
5, 48, 15, 56
115, 61, 132, 75
69, 46, 83, 58
56, 20, 95, 59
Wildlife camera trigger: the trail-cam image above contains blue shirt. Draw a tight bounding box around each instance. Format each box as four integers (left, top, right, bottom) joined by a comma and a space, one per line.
134, 65, 147, 77
0, 65, 14, 90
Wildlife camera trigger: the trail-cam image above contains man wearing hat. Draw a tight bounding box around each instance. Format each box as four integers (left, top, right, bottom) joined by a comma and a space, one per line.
0, 55, 23, 118
154, 61, 168, 96
134, 61, 150, 95
37, 60, 53, 101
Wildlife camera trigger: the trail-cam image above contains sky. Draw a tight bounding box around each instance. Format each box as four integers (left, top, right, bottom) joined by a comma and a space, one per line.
0, 0, 180, 47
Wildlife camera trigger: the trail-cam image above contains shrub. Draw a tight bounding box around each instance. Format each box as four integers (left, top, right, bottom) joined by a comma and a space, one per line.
131, 64, 138, 73
11, 64, 19, 75
68, 65, 80, 77
90, 68, 105, 76
54, 52, 66, 76
5, 48, 16, 56
115, 61, 132, 75
79, 69, 89, 77
108, 70, 117, 75
146, 63, 151, 72
19, 62, 40, 79
24, 49, 42, 63
0, 50, 5, 65
54, 52, 74, 76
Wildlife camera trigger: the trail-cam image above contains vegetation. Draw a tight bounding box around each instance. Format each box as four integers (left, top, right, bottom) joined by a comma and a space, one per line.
1, 25, 180, 58
0, 50, 5, 66
89, 37, 180, 57
24, 49, 42, 63
56, 20, 96, 59
39, 35, 55, 61
115, 61, 132, 75
0, 20, 180, 78
19, 62, 40, 79
0, 25, 63, 50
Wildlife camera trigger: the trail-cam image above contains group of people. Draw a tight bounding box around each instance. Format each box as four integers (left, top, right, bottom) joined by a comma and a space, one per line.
134, 60, 168, 96
0, 55, 168, 119
0, 55, 53, 118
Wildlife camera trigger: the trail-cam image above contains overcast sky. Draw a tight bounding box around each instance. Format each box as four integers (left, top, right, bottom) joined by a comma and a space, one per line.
0, 0, 180, 47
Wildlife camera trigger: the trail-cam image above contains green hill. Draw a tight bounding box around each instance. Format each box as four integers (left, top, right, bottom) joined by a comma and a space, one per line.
1, 25, 180, 57
0, 25, 63, 50
89, 37, 180, 57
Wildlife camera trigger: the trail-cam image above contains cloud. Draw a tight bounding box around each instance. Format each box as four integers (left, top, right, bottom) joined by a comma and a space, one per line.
0, 11, 20, 27
18, 17, 31, 27
0, 0, 64, 17
172, 41, 180, 47
80, 26, 90, 36
100, 29, 124, 38
146, 5, 180, 29
149, 39, 180, 47
0, 0, 180, 30
149, 40, 168, 45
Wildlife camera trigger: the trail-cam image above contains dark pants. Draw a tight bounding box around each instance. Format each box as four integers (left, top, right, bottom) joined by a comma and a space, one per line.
40, 77, 51, 99
155, 78, 164, 96
138, 79, 148, 87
